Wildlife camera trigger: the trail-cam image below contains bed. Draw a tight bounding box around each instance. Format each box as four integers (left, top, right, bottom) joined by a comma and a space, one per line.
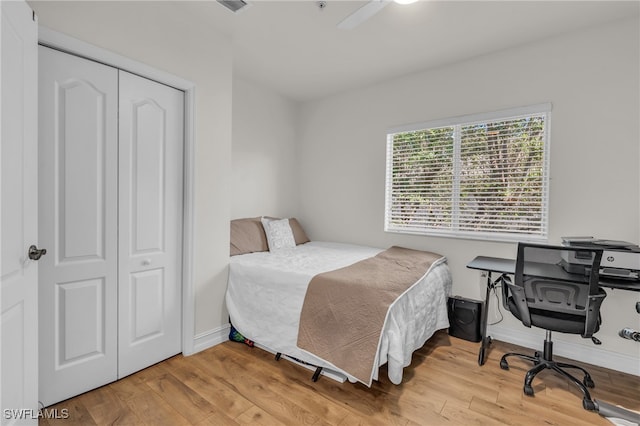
225, 217, 452, 386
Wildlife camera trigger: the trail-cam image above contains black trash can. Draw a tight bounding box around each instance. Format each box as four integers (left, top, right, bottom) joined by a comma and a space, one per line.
447, 296, 483, 342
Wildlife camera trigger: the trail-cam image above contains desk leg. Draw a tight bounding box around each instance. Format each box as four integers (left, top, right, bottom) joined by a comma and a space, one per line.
478, 272, 493, 366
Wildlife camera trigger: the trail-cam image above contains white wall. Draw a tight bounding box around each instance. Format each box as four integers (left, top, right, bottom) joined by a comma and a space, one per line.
231, 77, 299, 219
30, 1, 234, 337
31, 1, 639, 373
297, 18, 640, 370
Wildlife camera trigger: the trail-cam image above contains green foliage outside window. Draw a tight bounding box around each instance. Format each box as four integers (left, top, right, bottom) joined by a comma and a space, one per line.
387, 114, 547, 239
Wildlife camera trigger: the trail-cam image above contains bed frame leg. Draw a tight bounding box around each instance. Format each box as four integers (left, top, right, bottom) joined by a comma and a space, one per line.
273, 352, 322, 382
312, 367, 323, 382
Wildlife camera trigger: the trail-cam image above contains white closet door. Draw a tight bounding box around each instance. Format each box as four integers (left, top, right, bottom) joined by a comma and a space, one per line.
38, 47, 119, 406
1, 1, 39, 422
117, 71, 183, 378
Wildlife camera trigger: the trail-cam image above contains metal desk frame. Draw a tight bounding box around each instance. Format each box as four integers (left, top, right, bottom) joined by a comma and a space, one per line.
466, 255, 640, 366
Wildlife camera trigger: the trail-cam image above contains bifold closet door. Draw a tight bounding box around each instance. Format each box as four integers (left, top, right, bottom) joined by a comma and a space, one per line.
38, 46, 119, 407
39, 48, 184, 406
117, 71, 183, 378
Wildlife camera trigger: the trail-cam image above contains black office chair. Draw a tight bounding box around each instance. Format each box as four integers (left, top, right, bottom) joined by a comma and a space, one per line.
500, 243, 607, 411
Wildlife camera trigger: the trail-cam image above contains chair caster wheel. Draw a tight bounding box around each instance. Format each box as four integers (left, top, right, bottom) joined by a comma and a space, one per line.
500, 359, 509, 370
524, 385, 534, 396
583, 398, 596, 411
583, 376, 594, 388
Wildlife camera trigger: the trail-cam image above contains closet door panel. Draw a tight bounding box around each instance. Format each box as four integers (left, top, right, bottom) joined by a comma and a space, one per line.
56, 278, 106, 363
58, 79, 107, 262
129, 269, 165, 342
38, 46, 118, 407
118, 70, 183, 378
131, 99, 165, 253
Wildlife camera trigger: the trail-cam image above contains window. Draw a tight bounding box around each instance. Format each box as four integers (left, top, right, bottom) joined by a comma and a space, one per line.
385, 104, 550, 241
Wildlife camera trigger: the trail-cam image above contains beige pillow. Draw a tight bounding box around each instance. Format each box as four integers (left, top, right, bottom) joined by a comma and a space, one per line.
289, 218, 310, 245
230, 217, 269, 256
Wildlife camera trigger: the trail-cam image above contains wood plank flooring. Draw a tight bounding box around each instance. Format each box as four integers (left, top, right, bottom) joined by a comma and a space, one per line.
40, 330, 639, 425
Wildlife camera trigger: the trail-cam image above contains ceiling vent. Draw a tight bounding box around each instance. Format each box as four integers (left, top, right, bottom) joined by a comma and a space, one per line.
217, 0, 250, 14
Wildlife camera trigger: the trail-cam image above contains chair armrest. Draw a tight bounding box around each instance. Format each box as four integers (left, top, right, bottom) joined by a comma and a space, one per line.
503, 276, 532, 328
583, 289, 607, 338
500, 275, 512, 311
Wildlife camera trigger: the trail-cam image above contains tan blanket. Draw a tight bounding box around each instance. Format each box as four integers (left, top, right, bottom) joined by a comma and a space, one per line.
297, 246, 443, 385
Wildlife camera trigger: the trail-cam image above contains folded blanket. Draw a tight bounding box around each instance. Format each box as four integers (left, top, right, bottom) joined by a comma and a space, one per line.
297, 246, 443, 385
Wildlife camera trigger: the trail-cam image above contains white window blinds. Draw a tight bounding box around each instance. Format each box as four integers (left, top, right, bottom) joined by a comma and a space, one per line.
385, 104, 550, 241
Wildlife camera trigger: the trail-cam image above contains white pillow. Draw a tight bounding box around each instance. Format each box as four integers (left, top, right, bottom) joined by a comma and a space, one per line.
261, 217, 296, 251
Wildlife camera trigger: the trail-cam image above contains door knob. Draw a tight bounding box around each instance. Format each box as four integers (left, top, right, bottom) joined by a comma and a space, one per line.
28, 245, 47, 260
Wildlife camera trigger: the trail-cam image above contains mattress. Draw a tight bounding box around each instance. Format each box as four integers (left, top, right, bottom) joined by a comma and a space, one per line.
225, 241, 452, 385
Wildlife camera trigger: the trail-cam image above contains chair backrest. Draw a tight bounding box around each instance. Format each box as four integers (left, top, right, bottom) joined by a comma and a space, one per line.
505, 243, 606, 338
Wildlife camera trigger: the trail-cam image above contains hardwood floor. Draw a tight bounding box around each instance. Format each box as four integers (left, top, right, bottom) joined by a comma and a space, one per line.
40, 330, 639, 425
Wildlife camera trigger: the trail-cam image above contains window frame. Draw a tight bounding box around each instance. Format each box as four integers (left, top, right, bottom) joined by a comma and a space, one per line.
385, 103, 551, 242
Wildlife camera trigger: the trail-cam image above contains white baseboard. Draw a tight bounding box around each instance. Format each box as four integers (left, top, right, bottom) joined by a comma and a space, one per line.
190, 323, 231, 354
489, 324, 640, 376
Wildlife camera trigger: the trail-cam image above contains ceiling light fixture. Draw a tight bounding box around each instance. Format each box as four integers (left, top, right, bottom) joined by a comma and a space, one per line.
217, 0, 250, 14
338, 0, 418, 30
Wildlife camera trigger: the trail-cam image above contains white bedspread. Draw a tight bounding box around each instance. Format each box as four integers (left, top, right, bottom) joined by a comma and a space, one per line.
226, 241, 452, 385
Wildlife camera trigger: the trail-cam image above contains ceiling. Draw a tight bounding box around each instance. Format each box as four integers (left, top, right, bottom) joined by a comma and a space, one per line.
34, 1, 638, 103
180, 0, 638, 102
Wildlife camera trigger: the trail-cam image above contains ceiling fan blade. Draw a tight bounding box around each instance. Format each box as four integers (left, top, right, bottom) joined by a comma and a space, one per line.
337, 0, 391, 30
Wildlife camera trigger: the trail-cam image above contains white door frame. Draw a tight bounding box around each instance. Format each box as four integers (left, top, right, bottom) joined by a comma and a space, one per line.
37, 27, 197, 356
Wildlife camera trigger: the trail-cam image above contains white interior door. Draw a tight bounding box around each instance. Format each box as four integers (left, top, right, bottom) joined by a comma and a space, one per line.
117, 70, 183, 378
37, 46, 119, 406
0, 1, 39, 424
